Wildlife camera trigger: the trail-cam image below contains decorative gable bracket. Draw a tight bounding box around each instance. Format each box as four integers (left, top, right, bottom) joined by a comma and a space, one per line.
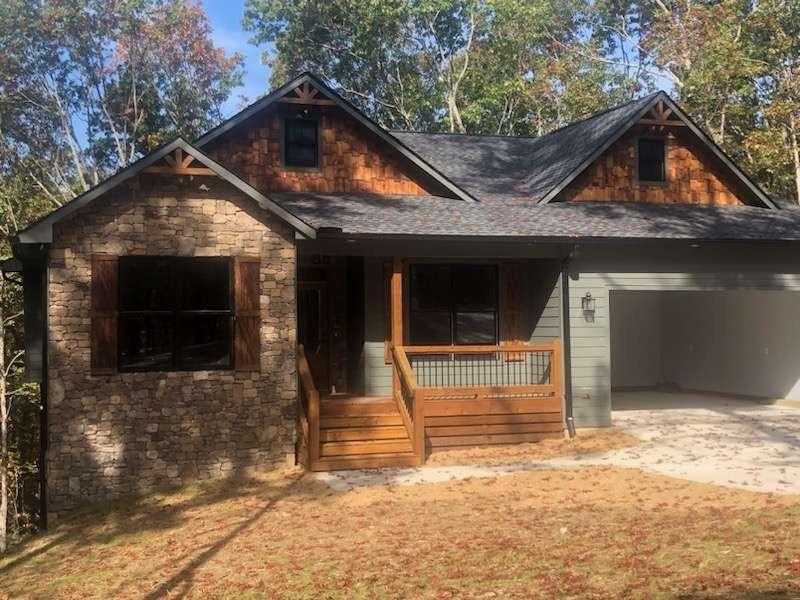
143, 148, 216, 176
279, 82, 336, 106
638, 100, 687, 128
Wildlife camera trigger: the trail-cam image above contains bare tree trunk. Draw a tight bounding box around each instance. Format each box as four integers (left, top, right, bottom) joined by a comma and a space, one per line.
446, 92, 466, 133
790, 112, 800, 204
0, 281, 7, 554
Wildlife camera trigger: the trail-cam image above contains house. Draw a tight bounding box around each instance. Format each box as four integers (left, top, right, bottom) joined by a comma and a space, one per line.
11, 73, 800, 520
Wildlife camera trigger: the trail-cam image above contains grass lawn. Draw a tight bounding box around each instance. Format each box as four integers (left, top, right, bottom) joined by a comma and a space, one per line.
1, 431, 800, 599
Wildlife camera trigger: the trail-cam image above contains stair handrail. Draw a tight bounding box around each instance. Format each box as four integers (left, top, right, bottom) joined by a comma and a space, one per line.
392, 344, 425, 463
297, 344, 320, 467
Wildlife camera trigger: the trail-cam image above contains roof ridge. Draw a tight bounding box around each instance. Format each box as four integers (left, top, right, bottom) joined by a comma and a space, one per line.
390, 91, 664, 142
391, 130, 542, 140
537, 91, 662, 138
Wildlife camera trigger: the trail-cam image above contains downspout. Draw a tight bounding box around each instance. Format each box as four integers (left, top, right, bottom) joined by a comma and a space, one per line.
39, 251, 48, 530
561, 246, 576, 438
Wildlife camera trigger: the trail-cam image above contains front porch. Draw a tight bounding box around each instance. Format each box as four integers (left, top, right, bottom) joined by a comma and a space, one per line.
295, 246, 566, 470
298, 342, 564, 470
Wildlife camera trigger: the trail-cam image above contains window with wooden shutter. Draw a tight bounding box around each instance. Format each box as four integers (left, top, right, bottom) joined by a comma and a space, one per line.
234, 256, 261, 371
500, 262, 525, 360
91, 254, 118, 374
117, 256, 234, 371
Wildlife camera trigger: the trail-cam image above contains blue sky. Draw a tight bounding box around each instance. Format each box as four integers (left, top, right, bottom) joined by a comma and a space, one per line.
200, 0, 272, 117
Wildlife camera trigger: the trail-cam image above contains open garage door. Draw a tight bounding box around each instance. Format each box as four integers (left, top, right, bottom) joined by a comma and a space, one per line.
609, 290, 800, 407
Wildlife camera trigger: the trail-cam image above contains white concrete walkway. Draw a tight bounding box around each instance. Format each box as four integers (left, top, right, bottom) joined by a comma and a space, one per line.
316, 391, 800, 494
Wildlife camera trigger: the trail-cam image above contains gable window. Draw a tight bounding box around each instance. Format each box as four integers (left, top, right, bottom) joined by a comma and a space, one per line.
637, 137, 667, 183
410, 264, 498, 346
118, 257, 233, 371
284, 118, 319, 169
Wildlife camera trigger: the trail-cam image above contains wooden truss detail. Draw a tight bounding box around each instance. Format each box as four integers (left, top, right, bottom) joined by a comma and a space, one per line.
143, 148, 217, 176
639, 99, 686, 127
279, 82, 336, 106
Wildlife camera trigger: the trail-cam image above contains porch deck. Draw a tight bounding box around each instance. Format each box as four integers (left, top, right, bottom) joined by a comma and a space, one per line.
298, 342, 565, 471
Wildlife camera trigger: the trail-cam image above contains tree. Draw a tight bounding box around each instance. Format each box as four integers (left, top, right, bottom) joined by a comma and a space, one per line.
0, 0, 244, 207
746, 0, 800, 202
243, 0, 631, 135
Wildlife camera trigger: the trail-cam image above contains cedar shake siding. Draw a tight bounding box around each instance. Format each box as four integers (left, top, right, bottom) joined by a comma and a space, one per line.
558, 125, 750, 205
205, 105, 441, 196
46, 175, 296, 518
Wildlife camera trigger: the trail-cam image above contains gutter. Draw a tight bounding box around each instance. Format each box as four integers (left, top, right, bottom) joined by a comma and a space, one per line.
560, 246, 576, 438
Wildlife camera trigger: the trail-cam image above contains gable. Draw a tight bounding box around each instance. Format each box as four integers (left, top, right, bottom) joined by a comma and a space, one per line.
203, 100, 440, 196
16, 139, 316, 244
557, 126, 750, 205
550, 96, 772, 208
197, 75, 473, 200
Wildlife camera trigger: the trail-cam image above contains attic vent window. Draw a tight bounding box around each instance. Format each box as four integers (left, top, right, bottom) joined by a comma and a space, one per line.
284, 118, 319, 169
638, 137, 666, 183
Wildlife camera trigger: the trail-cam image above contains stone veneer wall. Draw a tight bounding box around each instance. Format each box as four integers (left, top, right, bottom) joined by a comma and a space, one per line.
46, 174, 297, 518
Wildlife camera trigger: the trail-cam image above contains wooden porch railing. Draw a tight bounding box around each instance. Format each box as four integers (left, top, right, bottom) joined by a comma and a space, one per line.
395, 340, 564, 451
297, 344, 320, 468
391, 344, 425, 463
402, 342, 562, 398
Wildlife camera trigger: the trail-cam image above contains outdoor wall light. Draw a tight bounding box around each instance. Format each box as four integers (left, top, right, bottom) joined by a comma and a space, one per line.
582, 292, 596, 313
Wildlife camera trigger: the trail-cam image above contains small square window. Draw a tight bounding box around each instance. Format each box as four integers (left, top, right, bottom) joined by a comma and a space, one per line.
638, 138, 666, 182
284, 119, 319, 168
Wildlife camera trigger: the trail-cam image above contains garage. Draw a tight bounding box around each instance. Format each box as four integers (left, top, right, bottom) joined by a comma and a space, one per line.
609, 290, 800, 407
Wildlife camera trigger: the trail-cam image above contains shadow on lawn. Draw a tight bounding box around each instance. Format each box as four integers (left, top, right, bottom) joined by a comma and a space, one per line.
678, 591, 800, 600
0, 470, 325, 597
141, 473, 308, 599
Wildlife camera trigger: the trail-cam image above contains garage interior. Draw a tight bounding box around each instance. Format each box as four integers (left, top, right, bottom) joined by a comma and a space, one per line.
609, 290, 800, 408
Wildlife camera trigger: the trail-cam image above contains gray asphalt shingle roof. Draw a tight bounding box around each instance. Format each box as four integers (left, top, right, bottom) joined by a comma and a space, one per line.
392, 93, 658, 203
274, 192, 800, 241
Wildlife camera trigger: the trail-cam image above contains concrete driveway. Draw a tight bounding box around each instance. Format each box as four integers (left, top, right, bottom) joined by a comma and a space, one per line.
590, 390, 800, 494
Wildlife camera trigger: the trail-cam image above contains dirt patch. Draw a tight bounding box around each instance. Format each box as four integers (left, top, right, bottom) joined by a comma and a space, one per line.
3, 464, 800, 599
425, 427, 638, 466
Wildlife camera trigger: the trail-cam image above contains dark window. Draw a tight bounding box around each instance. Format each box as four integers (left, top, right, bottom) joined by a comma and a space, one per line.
118, 257, 233, 371
410, 264, 498, 346
284, 118, 319, 168
638, 138, 666, 182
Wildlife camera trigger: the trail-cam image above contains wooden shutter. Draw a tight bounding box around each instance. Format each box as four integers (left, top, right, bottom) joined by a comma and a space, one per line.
500, 262, 525, 359
91, 254, 118, 374
234, 256, 261, 371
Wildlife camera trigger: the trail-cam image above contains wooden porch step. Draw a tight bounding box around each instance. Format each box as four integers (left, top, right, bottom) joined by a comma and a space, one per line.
320, 396, 397, 417
311, 452, 419, 472
321, 425, 409, 442
321, 438, 413, 457
320, 414, 404, 428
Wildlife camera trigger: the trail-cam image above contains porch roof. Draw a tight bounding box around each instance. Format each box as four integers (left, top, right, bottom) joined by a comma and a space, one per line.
273, 192, 800, 242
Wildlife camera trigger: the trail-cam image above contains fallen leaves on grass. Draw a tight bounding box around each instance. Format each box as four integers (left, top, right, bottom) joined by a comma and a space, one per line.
1, 466, 800, 599
425, 427, 638, 466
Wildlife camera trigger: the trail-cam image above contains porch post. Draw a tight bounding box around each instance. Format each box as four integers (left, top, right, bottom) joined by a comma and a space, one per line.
391, 257, 403, 347
391, 257, 404, 398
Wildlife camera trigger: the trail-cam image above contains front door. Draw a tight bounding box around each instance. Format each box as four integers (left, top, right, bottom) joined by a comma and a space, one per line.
298, 282, 330, 392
